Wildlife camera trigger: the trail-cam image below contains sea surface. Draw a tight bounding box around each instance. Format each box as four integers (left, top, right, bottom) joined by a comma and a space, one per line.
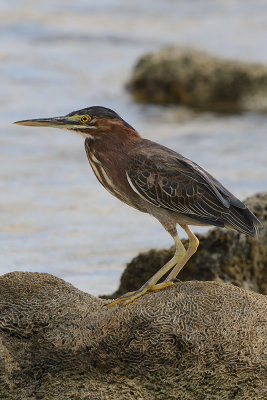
1, 0, 267, 295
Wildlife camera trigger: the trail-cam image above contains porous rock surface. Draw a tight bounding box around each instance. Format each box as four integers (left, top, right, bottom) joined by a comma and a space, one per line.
0, 272, 267, 399
128, 47, 267, 112
111, 192, 267, 299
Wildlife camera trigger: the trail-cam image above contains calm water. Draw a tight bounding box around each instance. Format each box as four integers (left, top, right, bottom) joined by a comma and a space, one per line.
1, 0, 267, 295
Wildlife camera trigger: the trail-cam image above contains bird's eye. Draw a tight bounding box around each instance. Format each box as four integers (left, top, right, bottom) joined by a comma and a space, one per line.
81, 115, 90, 123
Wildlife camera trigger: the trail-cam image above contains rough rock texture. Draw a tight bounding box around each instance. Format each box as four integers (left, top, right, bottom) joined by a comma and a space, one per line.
111, 192, 267, 299
244, 192, 267, 248
0, 272, 267, 400
128, 47, 267, 112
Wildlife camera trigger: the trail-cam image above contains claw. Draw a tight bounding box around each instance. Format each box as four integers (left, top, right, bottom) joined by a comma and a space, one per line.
106, 291, 135, 308
106, 281, 174, 307
147, 281, 174, 292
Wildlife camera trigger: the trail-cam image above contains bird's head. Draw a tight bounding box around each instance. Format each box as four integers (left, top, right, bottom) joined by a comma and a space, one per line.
14, 106, 139, 141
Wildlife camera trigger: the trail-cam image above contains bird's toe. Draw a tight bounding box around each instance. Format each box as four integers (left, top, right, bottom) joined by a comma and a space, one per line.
106, 281, 174, 307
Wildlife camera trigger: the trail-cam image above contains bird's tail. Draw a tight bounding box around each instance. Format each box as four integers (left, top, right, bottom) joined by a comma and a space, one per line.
224, 205, 262, 237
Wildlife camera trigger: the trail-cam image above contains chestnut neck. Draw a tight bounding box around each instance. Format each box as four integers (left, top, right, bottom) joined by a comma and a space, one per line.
85, 121, 141, 153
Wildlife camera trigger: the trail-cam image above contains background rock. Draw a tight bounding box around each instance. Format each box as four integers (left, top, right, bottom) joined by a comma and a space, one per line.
110, 192, 267, 299
0, 272, 266, 399
127, 47, 267, 112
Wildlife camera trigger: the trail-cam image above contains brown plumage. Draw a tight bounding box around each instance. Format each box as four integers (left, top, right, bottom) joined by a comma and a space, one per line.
14, 106, 262, 306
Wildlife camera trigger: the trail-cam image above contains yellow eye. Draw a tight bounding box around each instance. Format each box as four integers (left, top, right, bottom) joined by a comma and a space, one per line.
81, 115, 90, 123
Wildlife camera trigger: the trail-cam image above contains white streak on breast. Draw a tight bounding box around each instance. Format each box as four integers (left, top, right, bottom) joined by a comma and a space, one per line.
100, 166, 116, 191
89, 156, 122, 197
90, 161, 104, 184
91, 153, 101, 164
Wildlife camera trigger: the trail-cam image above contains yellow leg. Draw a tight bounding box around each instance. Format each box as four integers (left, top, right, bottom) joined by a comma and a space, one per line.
107, 235, 186, 307
165, 225, 199, 282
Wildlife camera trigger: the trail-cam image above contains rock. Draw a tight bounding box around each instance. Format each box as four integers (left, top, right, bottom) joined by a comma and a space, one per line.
127, 47, 267, 112
111, 192, 267, 299
244, 192, 267, 248
0, 272, 266, 399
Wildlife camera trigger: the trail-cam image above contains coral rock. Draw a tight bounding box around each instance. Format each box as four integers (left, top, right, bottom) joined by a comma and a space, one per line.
0, 272, 266, 399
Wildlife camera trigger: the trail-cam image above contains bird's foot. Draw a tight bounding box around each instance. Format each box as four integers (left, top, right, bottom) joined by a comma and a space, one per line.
106, 281, 174, 308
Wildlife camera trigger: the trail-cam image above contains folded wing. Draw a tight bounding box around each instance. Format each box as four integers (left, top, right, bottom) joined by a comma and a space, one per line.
127, 140, 261, 236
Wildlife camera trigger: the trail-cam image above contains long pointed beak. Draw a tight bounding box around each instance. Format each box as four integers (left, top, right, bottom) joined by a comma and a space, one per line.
13, 116, 70, 128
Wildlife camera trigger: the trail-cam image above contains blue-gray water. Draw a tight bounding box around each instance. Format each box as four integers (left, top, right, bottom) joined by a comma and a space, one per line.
1, 0, 267, 295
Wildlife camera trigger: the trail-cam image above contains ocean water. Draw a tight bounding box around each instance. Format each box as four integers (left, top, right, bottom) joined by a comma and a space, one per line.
1, 0, 267, 295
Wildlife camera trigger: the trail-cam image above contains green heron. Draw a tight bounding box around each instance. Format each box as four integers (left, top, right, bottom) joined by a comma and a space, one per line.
14, 106, 262, 306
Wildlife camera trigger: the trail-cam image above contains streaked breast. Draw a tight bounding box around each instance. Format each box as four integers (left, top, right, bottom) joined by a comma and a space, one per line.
86, 148, 122, 199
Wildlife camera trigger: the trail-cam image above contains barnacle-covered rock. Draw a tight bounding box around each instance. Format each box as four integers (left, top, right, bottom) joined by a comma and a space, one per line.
128, 47, 267, 112
0, 272, 266, 399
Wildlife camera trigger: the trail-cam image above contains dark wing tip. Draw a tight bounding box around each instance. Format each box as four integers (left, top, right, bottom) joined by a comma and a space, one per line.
226, 205, 262, 237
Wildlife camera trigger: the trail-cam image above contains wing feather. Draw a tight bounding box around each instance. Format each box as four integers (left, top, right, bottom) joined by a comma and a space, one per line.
127, 140, 246, 228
